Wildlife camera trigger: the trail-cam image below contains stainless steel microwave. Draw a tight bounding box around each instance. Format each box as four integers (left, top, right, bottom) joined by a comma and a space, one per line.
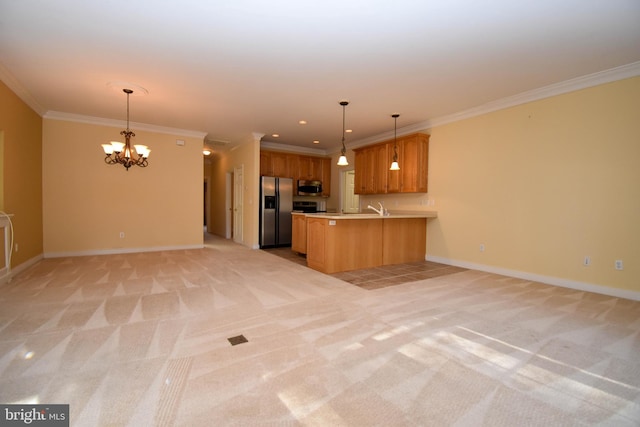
297, 180, 322, 196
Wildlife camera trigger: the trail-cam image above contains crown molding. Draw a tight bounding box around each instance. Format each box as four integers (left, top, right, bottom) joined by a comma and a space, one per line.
43, 111, 207, 139
426, 61, 640, 129
0, 62, 46, 115
345, 61, 640, 148
260, 141, 328, 156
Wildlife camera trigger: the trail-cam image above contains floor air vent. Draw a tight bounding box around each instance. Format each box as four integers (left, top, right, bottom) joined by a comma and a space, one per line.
228, 335, 248, 346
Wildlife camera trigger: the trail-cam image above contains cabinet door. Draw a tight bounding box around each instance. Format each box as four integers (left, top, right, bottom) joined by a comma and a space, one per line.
309, 157, 323, 181
298, 156, 311, 179
288, 154, 300, 182
400, 134, 429, 192
271, 152, 289, 177
260, 151, 273, 176
354, 145, 388, 194
373, 143, 388, 194
291, 215, 307, 254
321, 158, 331, 197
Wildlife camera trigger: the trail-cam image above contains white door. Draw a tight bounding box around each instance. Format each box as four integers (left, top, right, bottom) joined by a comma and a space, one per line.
342, 170, 360, 213
233, 165, 244, 243
225, 172, 232, 239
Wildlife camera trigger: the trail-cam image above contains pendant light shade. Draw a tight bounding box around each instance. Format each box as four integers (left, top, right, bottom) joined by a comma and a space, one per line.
389, 113, 400, 170
337, 101, 349, 166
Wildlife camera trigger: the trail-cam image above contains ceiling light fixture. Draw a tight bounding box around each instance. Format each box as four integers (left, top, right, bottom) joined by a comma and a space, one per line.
337, 100, 349, 166
390, 114, 400, 171
101, 88, 150, 171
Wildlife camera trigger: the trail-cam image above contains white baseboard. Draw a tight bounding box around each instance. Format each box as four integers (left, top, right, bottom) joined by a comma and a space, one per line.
0, 253, 44, 284
44, 244, 204, 258
427, 255, 640, 302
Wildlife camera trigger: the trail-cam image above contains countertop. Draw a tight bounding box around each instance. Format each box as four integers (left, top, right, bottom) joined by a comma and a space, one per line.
291, 211, 437, 219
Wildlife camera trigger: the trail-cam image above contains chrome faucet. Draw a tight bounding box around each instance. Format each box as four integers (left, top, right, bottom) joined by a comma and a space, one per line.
367, 202, 388, 216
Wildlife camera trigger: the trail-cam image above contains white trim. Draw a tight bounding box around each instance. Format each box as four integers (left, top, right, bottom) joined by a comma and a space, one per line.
426, 255, 640, 302
260, 141, 328, 156
43, 111, 208, 139
0, 254, 43, 284
346, 61, 640, 148
44, 244, 204, 258
0, 63, 46, 115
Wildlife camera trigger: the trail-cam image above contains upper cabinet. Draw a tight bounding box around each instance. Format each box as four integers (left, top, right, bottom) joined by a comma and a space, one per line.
260, 150, 331, 196
354, 133, 429, 194
354, 143, 388, 194
261, 151, 299, 179
298, 156, 324, 181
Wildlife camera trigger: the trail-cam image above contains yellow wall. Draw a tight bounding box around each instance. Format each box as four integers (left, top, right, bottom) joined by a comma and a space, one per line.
361, 77, 640, 295
42, 119, 204, 254
209, 149, 230, 238
0, 80, 43, 268
209, 133, 261, 248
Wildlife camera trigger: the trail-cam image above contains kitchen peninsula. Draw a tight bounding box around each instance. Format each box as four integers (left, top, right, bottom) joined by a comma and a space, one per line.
291, 212, 437, 274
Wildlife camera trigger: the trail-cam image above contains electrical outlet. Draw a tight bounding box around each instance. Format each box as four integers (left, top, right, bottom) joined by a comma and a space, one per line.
583, 256, 591, 266
615, 260, 623, 270
479, 243, 485, 252
119, 232, 125, 239
14, 243, 19, 252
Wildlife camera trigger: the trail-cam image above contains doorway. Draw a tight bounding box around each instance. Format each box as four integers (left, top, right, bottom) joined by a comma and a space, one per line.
341, 169, 359, 213
233, 165, 244, 244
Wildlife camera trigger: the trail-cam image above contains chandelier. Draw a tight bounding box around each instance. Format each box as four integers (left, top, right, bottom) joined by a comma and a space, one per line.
337, 100, 349, 166
101, 88, 150, 171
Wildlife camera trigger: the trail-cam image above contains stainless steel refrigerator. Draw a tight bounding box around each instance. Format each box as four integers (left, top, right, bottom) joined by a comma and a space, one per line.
259, 176, 293, 248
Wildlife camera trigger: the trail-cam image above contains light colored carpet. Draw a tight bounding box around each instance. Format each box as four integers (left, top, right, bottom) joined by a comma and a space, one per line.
1, 235, 639, 426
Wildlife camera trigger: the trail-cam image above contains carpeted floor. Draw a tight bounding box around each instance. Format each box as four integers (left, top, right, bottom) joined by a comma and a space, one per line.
1, 235, 639, 425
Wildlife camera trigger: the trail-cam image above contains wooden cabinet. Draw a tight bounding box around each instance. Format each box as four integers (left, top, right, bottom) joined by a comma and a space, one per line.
260, 150, 331, 196
298, 156, 323, 181
354, 144, 388, 194
261, 151, 298, 179
271, 152, 292, 178
291, 214, 307, 254
306, 217, 383, 274
354, 133, 429, 194
260, 151, 274, 176
305, 216, 428, 274
399, 134, 429, 192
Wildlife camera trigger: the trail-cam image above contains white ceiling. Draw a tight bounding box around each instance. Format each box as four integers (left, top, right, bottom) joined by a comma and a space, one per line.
1, 1, 640, 153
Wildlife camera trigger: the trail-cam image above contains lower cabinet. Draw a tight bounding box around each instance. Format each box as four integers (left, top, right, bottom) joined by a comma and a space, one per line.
306, 217, 383, 274
291, 214, 307, 254
304, 216, 427, 274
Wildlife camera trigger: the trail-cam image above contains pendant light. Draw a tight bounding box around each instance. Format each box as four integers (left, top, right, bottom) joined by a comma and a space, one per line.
389, 113, 400, 170
337, 100, 349, 166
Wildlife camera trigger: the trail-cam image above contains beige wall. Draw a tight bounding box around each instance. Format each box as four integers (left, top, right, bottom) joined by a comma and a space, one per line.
43, 119, 204, 255
0, 81, 43, 269
357, 77, 639, 296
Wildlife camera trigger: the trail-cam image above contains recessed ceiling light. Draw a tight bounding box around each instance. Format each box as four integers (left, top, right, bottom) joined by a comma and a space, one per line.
346, 129, 353, 133
272, 133, 279, 138
313, 140, 320, 144
299, 120, 307, 125
203, 149, 212, 156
